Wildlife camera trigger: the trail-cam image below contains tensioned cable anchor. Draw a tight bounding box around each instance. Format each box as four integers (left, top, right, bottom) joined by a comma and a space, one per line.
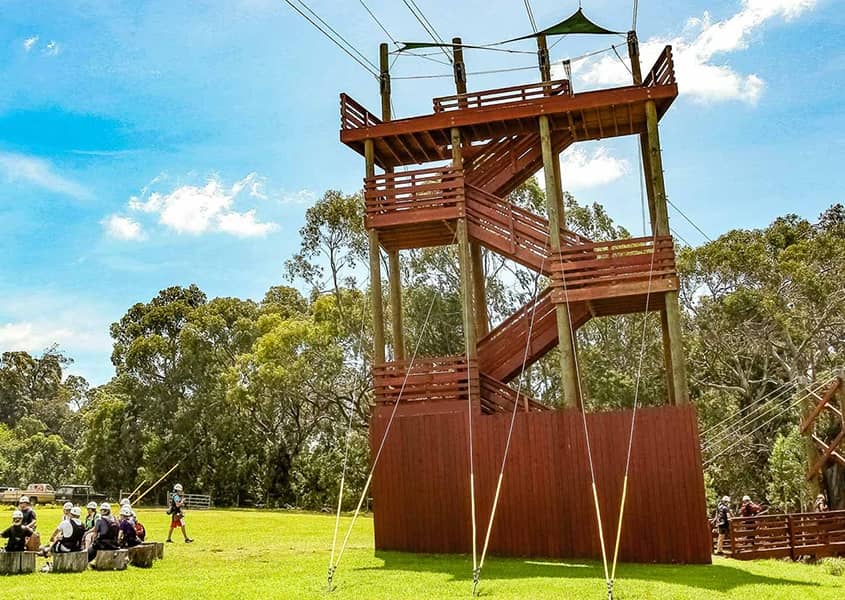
607, 579, 614, 600
327, 565, 336, 592
472, 567, 481, 596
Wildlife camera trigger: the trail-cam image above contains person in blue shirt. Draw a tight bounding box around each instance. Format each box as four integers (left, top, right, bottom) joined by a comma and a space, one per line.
166, 483, 193, 543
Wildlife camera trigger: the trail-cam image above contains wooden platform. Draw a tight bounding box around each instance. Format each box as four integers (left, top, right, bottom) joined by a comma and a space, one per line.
729, 510, 845, 560
370, 403, 711, 563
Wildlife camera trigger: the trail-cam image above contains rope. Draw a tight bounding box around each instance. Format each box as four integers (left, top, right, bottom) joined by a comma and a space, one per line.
328, 230, 456, 588
475, 238, 549, 595
632, 0, 640, 32
283, 0, 379, 78
523, 0, 538, 33
666, 198, 713, 242
401, 0, 453, 63
699, 378, 799, 436
357, 0, 399, 46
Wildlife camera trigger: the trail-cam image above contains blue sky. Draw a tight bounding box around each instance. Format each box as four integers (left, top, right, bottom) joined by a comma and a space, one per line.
1, 0, 842, 385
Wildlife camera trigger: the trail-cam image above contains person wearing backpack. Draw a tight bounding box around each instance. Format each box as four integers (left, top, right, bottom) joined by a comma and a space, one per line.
87, 502, 120, 562
713, 496, 733, 555
118, 506, 142, 548
166, 483, 193, 543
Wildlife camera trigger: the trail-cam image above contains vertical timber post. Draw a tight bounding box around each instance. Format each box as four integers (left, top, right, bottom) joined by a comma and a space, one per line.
537, 34, 579, 409
366, 139, 386, 366
801, 378, 821, 500
539, 114, 579, 409
454, 126, 478, 366
643, 81, 689, 405
453, 37, 489, 337
380, 43, 405, 360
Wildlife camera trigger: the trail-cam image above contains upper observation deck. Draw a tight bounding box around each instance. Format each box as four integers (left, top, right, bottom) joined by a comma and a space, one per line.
340, 46, 677, 169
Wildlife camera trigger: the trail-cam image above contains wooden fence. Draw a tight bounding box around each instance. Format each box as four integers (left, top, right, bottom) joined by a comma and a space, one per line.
729, 510, 845, 560
433, 79, 571, 112
370, 403, 711, 563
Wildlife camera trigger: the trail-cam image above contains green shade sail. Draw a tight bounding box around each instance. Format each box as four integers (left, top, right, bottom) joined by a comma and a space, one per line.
397, 9, 619, 52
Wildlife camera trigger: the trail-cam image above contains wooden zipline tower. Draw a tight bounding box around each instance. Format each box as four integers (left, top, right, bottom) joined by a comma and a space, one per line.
340, 28, 711, 564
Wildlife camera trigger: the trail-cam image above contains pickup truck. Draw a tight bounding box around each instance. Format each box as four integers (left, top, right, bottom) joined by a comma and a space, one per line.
55, 484, 106, 505
21, 483, 55, 505
0, 487, 22, 504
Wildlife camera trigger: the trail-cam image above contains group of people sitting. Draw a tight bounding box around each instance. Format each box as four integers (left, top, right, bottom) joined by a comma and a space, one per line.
712, 492, 830, 554
1, 495, 147, 570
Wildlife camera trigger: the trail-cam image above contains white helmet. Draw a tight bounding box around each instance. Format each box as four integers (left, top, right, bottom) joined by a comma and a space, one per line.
721, 496, 730, 503
87, 501, 98, 510
70, 506, 82, 517
12, 510, 23, 520
100, 502, 112, 513
120, 498, 131, 507
173, 483, 183, 492
742, 495, 751, 502
63, 502, 74, 511
19, 496, 30, 504
119, 506, 132, 517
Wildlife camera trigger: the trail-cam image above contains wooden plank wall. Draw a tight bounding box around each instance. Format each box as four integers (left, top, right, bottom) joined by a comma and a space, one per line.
370, 404, 711, 564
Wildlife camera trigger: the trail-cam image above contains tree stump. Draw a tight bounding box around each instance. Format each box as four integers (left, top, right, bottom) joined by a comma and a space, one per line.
91, 549, 129, 571
0, 551, 35, 574
152, 542, 164, 560
128, 544, 156, 568
53, 551, 89, 573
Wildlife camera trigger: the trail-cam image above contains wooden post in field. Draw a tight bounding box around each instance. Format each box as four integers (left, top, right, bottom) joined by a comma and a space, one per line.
380, 42, 405, 361
366, 138, 386, 366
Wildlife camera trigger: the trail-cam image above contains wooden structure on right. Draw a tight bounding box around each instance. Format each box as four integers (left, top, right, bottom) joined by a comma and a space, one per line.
342, 31, 711, 564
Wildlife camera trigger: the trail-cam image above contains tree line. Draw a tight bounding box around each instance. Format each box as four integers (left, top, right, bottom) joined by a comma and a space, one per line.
1, 182, 842, 512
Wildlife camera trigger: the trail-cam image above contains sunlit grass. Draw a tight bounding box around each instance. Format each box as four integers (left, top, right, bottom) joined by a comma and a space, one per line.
1, 507, 841, 599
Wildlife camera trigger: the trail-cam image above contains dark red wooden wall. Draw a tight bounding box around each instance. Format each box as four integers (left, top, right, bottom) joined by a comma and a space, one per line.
370, 404, 711, 564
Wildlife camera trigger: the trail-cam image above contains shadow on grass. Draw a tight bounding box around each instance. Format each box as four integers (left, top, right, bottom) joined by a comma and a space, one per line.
357, 551, 819, 594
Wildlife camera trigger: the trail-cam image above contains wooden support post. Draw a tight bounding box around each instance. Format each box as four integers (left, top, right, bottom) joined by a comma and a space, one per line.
660, 309, 676, 406
802, 385, 822, 497
643, 74, 688, 405
379, 43, 405, 360
628, 31, 657, 229
540, 115, 579, 409
537, 34, 551, 87
366, 139, 386, 366
453, 127, 477, 364
451, 37, 488, 336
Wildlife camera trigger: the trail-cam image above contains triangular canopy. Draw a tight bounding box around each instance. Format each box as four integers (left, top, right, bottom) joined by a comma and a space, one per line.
397, 9, 619, 52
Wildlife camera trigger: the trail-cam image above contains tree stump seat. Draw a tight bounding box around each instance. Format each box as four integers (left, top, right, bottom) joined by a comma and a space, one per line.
128, 544, 156, 568
91, 549, 129, 571
152, 542, 164, 560
53, 551, 89, 573
0, 551, 37, 574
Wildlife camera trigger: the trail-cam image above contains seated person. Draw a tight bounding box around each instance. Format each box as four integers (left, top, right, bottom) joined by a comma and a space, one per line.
18, 496, 37, 530
1, 510, 34, 552
87, 503, 120, 562
83, 501, 100, 550
43, 505, 85, 556
118, 506, 142, 548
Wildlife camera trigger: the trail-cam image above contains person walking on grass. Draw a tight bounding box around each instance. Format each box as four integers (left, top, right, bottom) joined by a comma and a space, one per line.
1, 510, 34, 552
714, 495, 732, 555
166, 483, 193, 543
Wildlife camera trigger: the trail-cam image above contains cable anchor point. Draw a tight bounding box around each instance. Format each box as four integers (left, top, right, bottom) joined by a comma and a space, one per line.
472, 567, 481, 597
606, 579, 614, 600
327, 565, 336, 593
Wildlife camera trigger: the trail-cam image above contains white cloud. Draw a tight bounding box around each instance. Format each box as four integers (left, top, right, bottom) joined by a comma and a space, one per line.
23, 35, 39, 51
0, 322, 75, 352
565, 0, 816, 104
101, 215, 146, 241
121, 173, 279, 237
43, 40, 60, 56
559, 147, 630, 189
0, 151, 90, 199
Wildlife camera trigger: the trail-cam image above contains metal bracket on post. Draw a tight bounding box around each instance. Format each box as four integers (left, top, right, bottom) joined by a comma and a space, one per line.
327, 565, 336, 592
606, 579, 614, 600
472, 567, 480, 597
563, 60, 573, 94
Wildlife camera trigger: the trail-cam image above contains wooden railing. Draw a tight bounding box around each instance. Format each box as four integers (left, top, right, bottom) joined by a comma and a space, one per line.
550, 235, 677, 303
340, 93, 382, 130
373, 356, 478, 406
729, 510, 845, 560
433, 79, 571, 112
643, 45, 676, 88
364, 166, 465, 229
480, 374, 547, 414
465, 184, 587, 274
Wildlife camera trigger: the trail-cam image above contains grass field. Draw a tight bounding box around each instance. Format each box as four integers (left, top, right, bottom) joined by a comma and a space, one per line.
1, 507, 841, 599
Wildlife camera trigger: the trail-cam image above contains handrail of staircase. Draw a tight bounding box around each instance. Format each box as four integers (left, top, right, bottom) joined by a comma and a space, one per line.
373, 356, 478, 405
643, 45, 676, 88
433, 79, 571, 113
340, 93, 383, 130
479, 373, 549, 413
364, 166, 465, 225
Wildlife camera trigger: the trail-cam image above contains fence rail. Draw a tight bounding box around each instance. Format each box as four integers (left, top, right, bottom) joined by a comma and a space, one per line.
168, 493, 213, 509
340, 93, 382, 130
643, 45, 676, 88
364, 166, 465, 229
433, 79, 571, 112
373, 356, 479, 406
729, 510, 845, 560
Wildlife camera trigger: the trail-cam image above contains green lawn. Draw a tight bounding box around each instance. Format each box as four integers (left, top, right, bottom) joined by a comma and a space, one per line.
1, 507, 841, 599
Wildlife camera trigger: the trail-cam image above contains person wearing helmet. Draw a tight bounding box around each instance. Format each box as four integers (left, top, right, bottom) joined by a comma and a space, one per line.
85, 501, 100, 530
17, 496, 37, 530
738, 495, 763, 518
166, 483, 193, 543
814, 493, 829, 512
1, 509, 34, 552
117, 506, 141, 549
713, 496, 732, 555
87, 502, 120, 562
41, 505, 85, 558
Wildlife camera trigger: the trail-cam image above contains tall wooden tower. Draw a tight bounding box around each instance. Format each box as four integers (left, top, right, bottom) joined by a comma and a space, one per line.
340, 32, 711, 564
